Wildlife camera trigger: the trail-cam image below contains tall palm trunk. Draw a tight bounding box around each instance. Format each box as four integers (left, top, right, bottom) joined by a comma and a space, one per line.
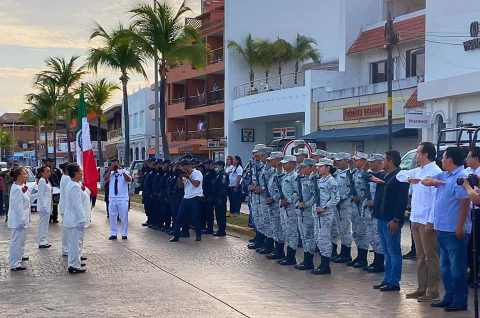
294, 61, 299, 85
64, 88, 73, 162
97, 115, 103, 166
44, 123, 48, 159
265, 70, 269, 84
249, 68, 254, 89
53, 119, 57, 167
278, 63, 283, 87
120, 73, 130, 166
159, 64, 170, 160
33, 125, 38, 166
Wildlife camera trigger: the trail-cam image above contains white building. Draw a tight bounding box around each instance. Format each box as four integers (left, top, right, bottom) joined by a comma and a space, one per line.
225, 0, 425, 160
122, 87, 155, 162
418, 0, 480, 143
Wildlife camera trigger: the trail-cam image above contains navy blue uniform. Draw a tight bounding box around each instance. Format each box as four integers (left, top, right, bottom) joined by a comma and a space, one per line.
201, 168, 217, 233
214, 169, 229, 235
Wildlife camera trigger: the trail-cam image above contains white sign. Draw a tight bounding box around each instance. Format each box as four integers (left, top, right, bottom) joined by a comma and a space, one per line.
405, 113, 431, 129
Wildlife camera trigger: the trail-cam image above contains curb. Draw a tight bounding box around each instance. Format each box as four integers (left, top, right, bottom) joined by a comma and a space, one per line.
96, 194, 254, 238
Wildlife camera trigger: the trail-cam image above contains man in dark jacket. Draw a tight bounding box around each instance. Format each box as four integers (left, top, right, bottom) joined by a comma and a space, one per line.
369, 150, 409, 292
141, 158, 156, 226
201, 160, 216, 234
213, 160, 229, 236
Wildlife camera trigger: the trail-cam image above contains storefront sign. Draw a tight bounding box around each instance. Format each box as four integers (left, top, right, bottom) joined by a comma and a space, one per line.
464, 21, 480, 51
343, 103, 385, 121
405, 113, 430, 129
273, 127, 295, 139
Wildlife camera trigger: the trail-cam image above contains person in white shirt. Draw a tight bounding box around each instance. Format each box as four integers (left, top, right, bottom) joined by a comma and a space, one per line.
59, 163, 71, 256
227, 155, 244, 217
170, 160, 203, 242
103, 159, 131, 240
396, 142, 442, 301
37, 166, 53, 249
64, 163, 87, 274
8, 167, 31, 271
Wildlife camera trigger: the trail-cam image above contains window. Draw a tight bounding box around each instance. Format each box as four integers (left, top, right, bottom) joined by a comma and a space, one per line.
135, 147, 139, 160
139, 111, 144, 128
371, 60, 387, 84
406, 48, 425, 78
133, 113, 138, 129
129, 115, 133, 128
141, 147, 145, 160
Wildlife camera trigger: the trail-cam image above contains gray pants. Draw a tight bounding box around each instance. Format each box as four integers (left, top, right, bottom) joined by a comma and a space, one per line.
250, 193, 264, 234
364, 206, 383, 254
261, 199, 273, 238
298, 209, 315, 254
351, 203, 368, 249
280, 206, 299, 250
335, 201, 353, 247
313, 209, 335, 258
270, 204, 284, 243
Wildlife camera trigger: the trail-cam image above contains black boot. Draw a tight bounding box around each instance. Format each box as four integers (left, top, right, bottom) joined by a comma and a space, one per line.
279, 247, 297, 265
334, 245, 352, 263
346, 248, 360, 266
248, 233, 264, 249
311, 255, 331, 275
330, 243, 339, 261
353, 248, 369, 268
266, 241, 285, 260
258, 238, 274, 255
295, 252, 314, 270
368, 253, 385, 273
255, 235, 267, 253
364, 252, 378, 271
249, 232, 258, 243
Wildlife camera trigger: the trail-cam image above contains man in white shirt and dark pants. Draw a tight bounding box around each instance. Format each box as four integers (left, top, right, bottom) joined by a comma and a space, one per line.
170, 160, 204, 242
396, 142, 442, 301
104, 159, 131, 240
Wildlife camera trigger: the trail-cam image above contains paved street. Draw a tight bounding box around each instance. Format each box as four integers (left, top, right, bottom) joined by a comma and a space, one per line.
0, 202, 474, 318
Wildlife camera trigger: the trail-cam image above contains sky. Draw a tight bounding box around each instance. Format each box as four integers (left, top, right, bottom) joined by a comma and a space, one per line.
0, 0, 200, 116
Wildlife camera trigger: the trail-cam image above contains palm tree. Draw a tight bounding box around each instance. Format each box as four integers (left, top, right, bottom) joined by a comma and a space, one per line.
227, 33, 260, 90
0, 130, 13, 161
128, 0, 210, 159
256, 39, 275, 85
291, 34, 321, 85
84, 79, 119, 166
20, 109, 41, 166
26, 82, 58, 162
272, 38, 292, 87
87, 23, 148, 166
35, 56, 86, 162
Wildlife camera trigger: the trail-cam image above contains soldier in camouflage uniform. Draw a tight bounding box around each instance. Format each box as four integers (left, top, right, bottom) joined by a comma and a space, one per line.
255, 147, 275, 254
364, 153, 385, 272
247, 144, 266, 250
265, 152, 286, 261
294, 158, 317, 270
278, 155, 299, 266
332, 152, 354, 263
294, 148, 309, 170
311, 149, 327, 163
347, 152, 370, 269
311, 158, 340, 275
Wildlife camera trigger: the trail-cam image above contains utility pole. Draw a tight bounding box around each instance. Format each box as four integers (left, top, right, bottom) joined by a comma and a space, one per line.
385, 12, 398, 150
153, 0, 161, 159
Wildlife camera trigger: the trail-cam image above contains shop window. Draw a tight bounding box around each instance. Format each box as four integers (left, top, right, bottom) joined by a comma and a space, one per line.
135, 147, 139, 160
141, 147, 145, 160
371, 60, 387, 84
406, 48, 425, 78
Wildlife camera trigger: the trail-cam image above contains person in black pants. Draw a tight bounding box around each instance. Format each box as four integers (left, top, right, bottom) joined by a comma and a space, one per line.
141, 158, 157, 226
214, 160, 229, 236
167, 162, 185, 236
44, 158, 61, 223
201, 160, 216, 234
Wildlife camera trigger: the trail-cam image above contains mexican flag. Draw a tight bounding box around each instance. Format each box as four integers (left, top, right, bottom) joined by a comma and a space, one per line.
76, 84, 98, 196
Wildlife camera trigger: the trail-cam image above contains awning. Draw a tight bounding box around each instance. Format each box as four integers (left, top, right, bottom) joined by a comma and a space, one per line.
302, 124, 417, 142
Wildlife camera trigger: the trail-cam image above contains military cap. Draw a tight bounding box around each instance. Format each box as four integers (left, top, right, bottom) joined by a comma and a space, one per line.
148, 157, 157, 162
312, 149, 328, 157
155, 159, 163, 164
316, 158, 334, 166
280, 155, 297, 164
267, 151, 284, 161
367, 153, 385, 162
203, 159, 214, 165
260, 146, 273, 155
300, 158, 316, 167
353, 151, 368, 160
251, 143, 266, 153
335, 152, 351, 161
294, 148, 309, 156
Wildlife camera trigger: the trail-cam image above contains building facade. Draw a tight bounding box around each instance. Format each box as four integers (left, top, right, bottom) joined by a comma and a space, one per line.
104, 104, 122, 162
0, 112, 36, 162
160, 0, 225, 161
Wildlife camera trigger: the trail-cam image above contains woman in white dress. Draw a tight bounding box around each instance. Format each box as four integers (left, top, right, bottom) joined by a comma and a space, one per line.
59, 163, 71, 256
64, 163, 87, 273
37, 166, 53, 248
7, 167, 31, 271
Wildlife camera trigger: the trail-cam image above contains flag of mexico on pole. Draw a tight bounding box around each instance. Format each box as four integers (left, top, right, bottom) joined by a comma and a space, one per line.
76, 84, 98, 196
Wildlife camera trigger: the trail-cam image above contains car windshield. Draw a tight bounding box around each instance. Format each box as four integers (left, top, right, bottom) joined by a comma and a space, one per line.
132, 162, 143, 171
400, 151, 416, 170
26, 168, 36, 182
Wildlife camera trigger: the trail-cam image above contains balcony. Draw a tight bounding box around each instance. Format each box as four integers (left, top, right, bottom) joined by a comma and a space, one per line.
170, 128, 224, 142
186, 89, 224, 108
169, 97, 185, 105
107, 128, 122, 142
208, 47, 223, 65
233, 72, 305, 100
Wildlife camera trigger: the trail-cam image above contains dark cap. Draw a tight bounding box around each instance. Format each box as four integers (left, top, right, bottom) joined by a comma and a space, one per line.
148, 157, 157, 162
203, 159, 214, 165
155, 159, 163, 164
181, 154, 193, 160
180, 160, 190, 166
215, 160, 225, 166
162, 159, 171, 164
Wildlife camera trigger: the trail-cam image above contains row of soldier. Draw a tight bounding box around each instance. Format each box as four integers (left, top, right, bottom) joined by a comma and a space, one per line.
245, 144, 392, 275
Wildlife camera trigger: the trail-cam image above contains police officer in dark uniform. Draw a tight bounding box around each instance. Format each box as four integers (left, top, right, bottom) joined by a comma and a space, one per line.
44, 158, 61, 223
151, 159, 164, 230
167, 162, 185, 236
201, 160, 216, 234
213, 160, 229, 237
141, 158, 157, 227
158, 160, 171, 231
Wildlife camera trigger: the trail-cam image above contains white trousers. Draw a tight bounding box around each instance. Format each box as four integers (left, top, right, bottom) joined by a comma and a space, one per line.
38, 211, 51, 246
62, 227, 69, 255
66, 226, 84, 269
9, 227, 27, 269
109, 199, 129, 237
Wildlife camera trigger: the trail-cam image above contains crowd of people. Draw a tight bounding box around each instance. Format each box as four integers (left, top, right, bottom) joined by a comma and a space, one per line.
139, 141, 478, 313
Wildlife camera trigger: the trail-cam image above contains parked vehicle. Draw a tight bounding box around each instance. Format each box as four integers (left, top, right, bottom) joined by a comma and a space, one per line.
25, 167, 38, 212
128, 160, 144, 194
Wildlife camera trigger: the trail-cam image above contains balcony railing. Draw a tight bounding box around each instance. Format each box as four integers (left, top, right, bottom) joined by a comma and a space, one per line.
233, 72, 305, 100
209, 47, 223, 64
186, 89, 224, 108
169, 97, 185, 105
107, 128, 122, 141
171, 128, 224, 142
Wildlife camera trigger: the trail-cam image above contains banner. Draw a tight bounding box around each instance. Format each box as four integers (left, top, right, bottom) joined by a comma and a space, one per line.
405, 113, 430, 129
